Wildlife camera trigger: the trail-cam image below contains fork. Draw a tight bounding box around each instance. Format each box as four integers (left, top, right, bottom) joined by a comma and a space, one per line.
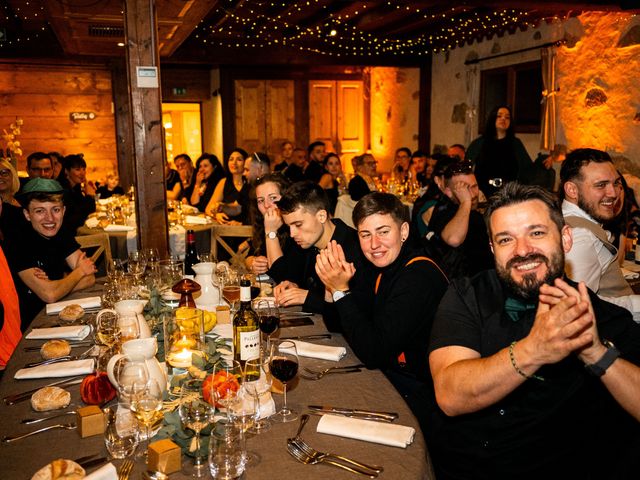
118, 458, 134, 480
301, 364, 365, 380
287, 440, 377, 477
292, 437, 383, 474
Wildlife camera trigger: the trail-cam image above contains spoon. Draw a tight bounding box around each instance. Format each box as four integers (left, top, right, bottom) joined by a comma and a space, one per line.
290, 413, 309, 441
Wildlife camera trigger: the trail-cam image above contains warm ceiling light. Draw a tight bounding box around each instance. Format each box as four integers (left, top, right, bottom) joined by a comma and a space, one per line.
329, 29, 337, 37
117, 42, 125, 47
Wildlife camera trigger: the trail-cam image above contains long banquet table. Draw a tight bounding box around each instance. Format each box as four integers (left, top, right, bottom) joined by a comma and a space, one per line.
0, 283, 435, 479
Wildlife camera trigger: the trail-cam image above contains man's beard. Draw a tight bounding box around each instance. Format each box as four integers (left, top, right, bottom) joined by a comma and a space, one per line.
577, 195, 615, 223
496, 250, 565, 301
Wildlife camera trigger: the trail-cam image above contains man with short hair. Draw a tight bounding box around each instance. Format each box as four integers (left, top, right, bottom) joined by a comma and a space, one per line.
19, 152, 54, 191
303, 141, 327, 183
428, 161, 493, 278
269, 181, 362, 313
245, 152, 270, 183
6, 178, 96, 328
560, 148, 640, 321
283, 148, 307, 183
429, 182, 640, 479
173, 153, 194, 192
447, 143, 465, 161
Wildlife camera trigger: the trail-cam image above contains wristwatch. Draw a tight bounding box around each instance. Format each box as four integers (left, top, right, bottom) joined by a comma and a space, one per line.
332, 290, 350, 302
585, 340, 620, 377
266, 231, 277, 239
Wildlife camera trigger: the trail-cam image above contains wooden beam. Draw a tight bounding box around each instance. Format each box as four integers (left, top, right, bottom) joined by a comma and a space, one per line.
124, 0, 169, 256
419, 56, 432, 153
110, 58, 135, 191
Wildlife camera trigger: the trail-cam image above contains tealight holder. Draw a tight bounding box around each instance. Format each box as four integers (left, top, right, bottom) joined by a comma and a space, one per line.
163, 308, 206, 375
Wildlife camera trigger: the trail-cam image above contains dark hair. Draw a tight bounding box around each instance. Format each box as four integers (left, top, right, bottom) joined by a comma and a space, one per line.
281, 141, 293, 150
307, 141, 325, 156
195, 153, 222, 173
323, 152, 340, 167
411, 150, 427, 159
250, 173, 291, 254
63, 153, 86, 170
450, 143, 465, 152
431, 154, 456, 178
174, 153, 192, 165
277, 180, 330, 215
224, 148, 248, 172
559, 148, 613, 195
48, 151, 64, 163
395, 147, 412, 158
251, 152, 271, 168
484, 182, 565, 236
27, 152, 52, 169
484, 105, 514, 139
443, 161, 474, 182
21, 192, 64, 209
353, 192, 410, 228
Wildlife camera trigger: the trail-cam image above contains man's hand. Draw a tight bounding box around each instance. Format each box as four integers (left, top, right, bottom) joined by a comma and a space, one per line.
33, 268, 49, 280
451, 181, 473, 205
250, 255, 269, 274
543, 156, 554, 169
264, 208, 283, 232
315, 240, 355, 294
75, 252, 97, 276
274, 280, 307, 306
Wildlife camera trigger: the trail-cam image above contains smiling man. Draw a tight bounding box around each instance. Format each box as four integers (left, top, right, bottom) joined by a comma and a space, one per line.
560, 148, 640, 321
428, 183, 640, 480
5, 178, 96, 328
268, 181, 362, 312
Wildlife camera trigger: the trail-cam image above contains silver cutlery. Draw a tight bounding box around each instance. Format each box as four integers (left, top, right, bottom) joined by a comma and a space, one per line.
301, 364, 365, 380
24, 342, 92, 352
289, 414, 310, 441
2, 422, 77, 443
24, 346, 95, 368
4, 376, 84, 405
287, 440, 377, 477
292, 437, 383, 474
281, 334, 332, 341
118, 458, 134, 480
279, 311, 314, 317
21, 410, 77, 424
300, 368, 362, 380
307, 405, 398, 422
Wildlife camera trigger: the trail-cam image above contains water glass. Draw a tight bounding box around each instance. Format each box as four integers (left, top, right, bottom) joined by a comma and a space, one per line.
208, 422, 246, 480
104, 409, 139, 459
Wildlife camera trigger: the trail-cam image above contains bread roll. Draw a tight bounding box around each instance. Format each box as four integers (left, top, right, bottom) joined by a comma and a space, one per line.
59, 304, 85, 322
40, 339, 71, 360
31, 386, 71, 412
31, 459, 85, 480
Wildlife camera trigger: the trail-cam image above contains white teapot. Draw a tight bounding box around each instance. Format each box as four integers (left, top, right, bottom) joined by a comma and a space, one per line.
192, 262, 220, 308
106, 337, 167, 393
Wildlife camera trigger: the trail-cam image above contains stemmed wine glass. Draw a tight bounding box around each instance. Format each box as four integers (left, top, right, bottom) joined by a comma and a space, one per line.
269, 340, 299, 423
113, 356, 150, 406
211, 360, 243, 420
256, 300, 280, 355
179, 378, 215, 478
95, 310, 121, 352
130, 379, 163, 458
128, 251, 147, 285
227, 386, 260, 466
243, 357, 272, 434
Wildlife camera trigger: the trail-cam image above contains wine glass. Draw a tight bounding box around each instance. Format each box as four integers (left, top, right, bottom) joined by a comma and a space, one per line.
269, 340, 299, 423
227, 386, 260, 466
221, 269, 240, 313
114, 355, 150, 406
210, 361, 243, 420
256, 300, 280, 355
243, 357, 272, 434
119, 315, 140, 343
179, 378, 215, 478
128, 251, 147, 284
130, 379, 163, 458
95, 310, 121, 352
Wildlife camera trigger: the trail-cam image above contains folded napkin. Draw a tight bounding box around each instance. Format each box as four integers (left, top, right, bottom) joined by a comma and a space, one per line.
14, 359, 95, 380
83, 463, 117, 480
284, 340, 346, 362
25, 325, 92, 340
317, 414, 415, 448
184, 215, 210, 225
104, 224, 135, 232
46, 296, 102, 315
85, 217, 100, 228
622, 267, 640, 280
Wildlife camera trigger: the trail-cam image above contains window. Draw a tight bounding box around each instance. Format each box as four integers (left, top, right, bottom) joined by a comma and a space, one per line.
479, 61, 542, 134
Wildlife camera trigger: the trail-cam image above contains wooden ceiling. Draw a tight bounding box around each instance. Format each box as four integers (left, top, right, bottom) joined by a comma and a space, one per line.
0, 0, 637, 65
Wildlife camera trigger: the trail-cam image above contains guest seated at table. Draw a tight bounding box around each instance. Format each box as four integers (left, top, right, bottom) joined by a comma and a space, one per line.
270, 181, 363, 313
205, 148, 251, 225
412, 154, 455, 238
348, 153, 378, 202
283, 148, 307, 183
245, 152, 270, 183
315, 192, 448, 436
165, 160, 182, 200
409, 150, 433, 188
58, 153, 96, 231
429, 183, 640, 479
0, 244, 21, 373
174, 153, 194, 194
20, 151, 54, 191
304, 141, 327, 183
0, 159, 21, 207
427, 161, 494, 278
5, 178, 96, 328
561, 148, 640, 321
245, 173, 291, 274
186, 153, 225, 212
391, 147, 412, 183
274, 141, 293, 172
96, 172, 124, 199
319, 153, 348, 214
447, 143, 465, 161
49, 151, 64, 180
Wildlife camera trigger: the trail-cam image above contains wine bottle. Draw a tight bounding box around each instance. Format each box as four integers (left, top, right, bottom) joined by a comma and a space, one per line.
233, 278, 260, 366
184, 229, 199, 277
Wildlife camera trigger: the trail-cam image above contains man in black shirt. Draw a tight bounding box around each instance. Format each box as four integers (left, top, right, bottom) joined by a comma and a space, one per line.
269, 181, 362, 313
303, 141, 326, 183
6, 178, 96, 328
429, 183, 640, 480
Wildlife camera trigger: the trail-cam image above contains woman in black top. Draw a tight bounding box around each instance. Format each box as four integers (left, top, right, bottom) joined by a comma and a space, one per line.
186, 153, 225, 212
319, 153, 348, 214
348, 153, 378, 201
205, 148, 251, 225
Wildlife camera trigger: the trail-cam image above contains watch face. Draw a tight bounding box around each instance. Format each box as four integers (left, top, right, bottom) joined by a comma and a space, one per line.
267, 231, 277, 239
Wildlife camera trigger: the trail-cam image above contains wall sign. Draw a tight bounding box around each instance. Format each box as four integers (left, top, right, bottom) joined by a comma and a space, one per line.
136, 66, 159, 88
69, 112, 96, 121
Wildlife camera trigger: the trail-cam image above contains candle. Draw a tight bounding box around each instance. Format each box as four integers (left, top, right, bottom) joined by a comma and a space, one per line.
168, 348, 193, 368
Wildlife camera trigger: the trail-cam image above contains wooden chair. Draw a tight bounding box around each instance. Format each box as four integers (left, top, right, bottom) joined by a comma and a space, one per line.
210, 224, 253, 268
75, 233, 112, 277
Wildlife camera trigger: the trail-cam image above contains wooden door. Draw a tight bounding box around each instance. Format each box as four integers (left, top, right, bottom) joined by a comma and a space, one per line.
309, 80, 337, 152
235, 79, 266, 153
265, 80, 295, 155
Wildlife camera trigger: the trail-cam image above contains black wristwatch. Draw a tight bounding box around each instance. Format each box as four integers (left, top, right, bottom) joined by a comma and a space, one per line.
585, 340, 620, 377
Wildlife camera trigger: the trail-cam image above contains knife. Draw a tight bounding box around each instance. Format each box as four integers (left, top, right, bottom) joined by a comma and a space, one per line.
281, 334, 332, 341
4, 377, 84, 405
78, 456, 109, 470
308, 405, 398, 422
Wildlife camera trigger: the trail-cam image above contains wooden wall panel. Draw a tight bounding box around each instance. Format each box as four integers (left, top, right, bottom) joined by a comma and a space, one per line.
265, 80, 295, 155
234, 79, 266, 153
337, 81, 364, 158
309, 81, 336, 146
0, 64, 117, 184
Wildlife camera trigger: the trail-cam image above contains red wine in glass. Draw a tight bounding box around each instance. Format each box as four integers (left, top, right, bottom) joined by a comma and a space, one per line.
269, 357, 298, 383
259, 314, 279, 335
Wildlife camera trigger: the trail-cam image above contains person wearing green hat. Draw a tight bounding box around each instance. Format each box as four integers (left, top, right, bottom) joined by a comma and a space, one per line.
5, 178, 96, 328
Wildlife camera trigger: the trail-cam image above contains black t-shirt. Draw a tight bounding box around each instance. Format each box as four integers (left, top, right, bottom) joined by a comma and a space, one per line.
0, 201, 28, 246
5, 226, 79, 329
95, 185, 124, 199
221, 175, 250, 224
348, 174, 371, 202
166, 169, 182, 192
303, 161, 325, 184
428, 271, 640, 480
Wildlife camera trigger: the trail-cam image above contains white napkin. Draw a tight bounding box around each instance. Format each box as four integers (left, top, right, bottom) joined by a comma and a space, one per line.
14, 359, 95, 380
85, 217, 100, 228
184, 215, 210, 225
316, 414, 415, 448
284, 340, 346, 362
83, 463, 117, 480
104, 224, 135, 232
25, 325, 92, 340
259, 391, 276, 419
46, 296, 102, 315
169, 224, 186, 259
622, 267, 640, 280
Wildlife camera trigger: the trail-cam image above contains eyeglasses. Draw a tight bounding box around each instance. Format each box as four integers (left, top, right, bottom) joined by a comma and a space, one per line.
0, 169, 11, 177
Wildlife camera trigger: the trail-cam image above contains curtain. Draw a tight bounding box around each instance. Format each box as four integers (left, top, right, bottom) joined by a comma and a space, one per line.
540, 46, 558, 150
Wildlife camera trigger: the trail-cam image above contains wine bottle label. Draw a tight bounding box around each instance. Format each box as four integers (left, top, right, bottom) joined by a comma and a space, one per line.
238, 329, 260, 361
240, 286, 251, 302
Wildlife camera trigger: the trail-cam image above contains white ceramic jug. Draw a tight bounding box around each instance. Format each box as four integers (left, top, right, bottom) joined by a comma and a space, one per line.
114, 299, 152, 339
106, 337, 167, 393
192, 262, 220, 308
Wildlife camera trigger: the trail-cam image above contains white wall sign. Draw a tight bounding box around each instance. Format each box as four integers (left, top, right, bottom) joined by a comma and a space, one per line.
136, 66, 159, 88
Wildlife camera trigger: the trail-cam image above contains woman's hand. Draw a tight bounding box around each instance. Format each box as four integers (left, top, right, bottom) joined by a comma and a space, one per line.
264, 208, 283, 232
315, 240, 355, 294
250, 256, 269, 274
